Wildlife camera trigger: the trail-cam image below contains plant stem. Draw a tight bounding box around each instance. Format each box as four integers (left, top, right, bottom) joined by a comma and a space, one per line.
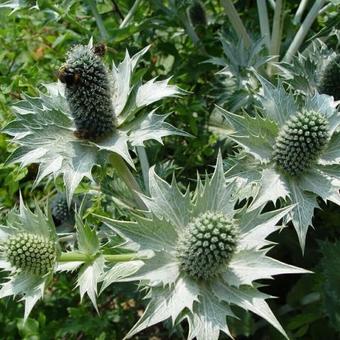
84, 0, 109, 40
136, 146, 150, 195
267, 0, 276, 10
221, 0, 251, 48
293, 0, 309, 25
110, 153, 146, 210
120, 0, 142, 28
270, 0, 283, 59
59, 252, 139, 263
257, 0, 271, 51
283, 0, 325, 63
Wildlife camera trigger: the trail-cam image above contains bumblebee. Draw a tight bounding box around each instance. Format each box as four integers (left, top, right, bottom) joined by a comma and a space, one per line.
57, 65, 80, 86
92, 43, 107, 57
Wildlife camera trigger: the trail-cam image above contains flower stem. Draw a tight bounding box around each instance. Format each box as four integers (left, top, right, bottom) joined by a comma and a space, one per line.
293, 0, 309, 25
84, 0, 109, 40
283, 0, 325, 63
136, 146, 150, 195
221, 0, 251, 48
257, 0, 271, 51
58, 252, 139, 263
110, 153, 146, 210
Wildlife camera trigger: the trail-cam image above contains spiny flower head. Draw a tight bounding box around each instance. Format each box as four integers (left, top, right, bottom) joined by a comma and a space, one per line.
59, 44, 115, 139
177, 212, 238, 280
3, 233, 57, 276
100, 155, 307, 340
273, 110, 329, 176
220, 76, 340, 251
0, 198, 59, 320
318, 54, 340, 100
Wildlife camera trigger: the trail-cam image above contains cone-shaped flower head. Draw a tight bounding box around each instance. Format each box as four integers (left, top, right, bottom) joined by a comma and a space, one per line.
100, 155, 307, 340
273, 110, 329, 176
3, 233, 56, 276
59, 44, 115, 139
177, 212, 238, 280
4, 43, 186, 205
319, 54, 340, 100
0, 198, 59, 320
219, 76, 340, 251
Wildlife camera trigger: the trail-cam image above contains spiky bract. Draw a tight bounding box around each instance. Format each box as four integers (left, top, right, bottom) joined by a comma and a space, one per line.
3, 233, 56, 275
60, 44, 115, 139
273, 111, 329, 176
319, 54, 340, 100
177, 212, 238, 280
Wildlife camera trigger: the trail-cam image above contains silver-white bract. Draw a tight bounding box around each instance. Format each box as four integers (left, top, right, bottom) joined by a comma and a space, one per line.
220, 77, 340, 252
0, 197, 58, 320
100, 154, 308, 340
4, 44, 187, 204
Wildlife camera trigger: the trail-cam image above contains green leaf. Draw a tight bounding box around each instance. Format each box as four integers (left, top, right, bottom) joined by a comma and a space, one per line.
287, 179, 319, 252
319, 132, 340, 165
100, 214, 178, 253
256, 75, 297, 126
212, 283, 288, 339
193, 152, 237, 217
217, 106, 278, 162
127, 110, 190, 147
140, 167, 191, 229
223, 249, 309, 287
126, 277, 199, 338
100, 260, 144, 292
188, 291, 233, 340
250, 168, 290, 211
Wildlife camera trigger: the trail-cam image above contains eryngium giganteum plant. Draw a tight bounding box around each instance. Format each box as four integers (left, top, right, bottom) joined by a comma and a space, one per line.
219, 76, 340, 251
99, 155, 307, 339
3, 40, 187, 204
0, 197, 59, 320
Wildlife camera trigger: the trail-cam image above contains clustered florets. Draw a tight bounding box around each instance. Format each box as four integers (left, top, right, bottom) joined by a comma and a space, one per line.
59, 44, 115, 139
176, 211, 238, 281
318, 54, 340, 100
273, 110, 329, 176
51, 193, 73, 225
2, 233, 57, 275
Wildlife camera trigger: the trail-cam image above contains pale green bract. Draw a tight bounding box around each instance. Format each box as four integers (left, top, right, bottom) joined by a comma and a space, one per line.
99, 154, 307, 340
0, 196, 58, 320
220, 76, 340, 251
3, 44, 187, 204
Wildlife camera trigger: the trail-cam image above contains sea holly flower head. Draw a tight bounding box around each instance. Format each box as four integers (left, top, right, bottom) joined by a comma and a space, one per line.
3, 40, 187, 204
220, 76, 340, 251
0, 196, 58, 320
100, 154, 307, 340
318, 54, 340, 101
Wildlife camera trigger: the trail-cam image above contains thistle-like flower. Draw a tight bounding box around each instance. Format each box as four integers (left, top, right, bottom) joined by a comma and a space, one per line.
4, 40, 187, 204
59, 44, 115, 139
0, 197, 58, 319
318, 54, 340, 100
99, 155, 307, 339
219, 76, 340, 251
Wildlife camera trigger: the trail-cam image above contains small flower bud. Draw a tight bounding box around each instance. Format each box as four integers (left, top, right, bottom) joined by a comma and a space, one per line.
318, 55, 340, 100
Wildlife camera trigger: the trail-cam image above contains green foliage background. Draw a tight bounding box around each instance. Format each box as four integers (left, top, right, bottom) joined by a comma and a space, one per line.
0, 0, 339, 339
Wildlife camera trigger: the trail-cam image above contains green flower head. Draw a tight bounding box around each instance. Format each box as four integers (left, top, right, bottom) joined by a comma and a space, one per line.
4, 41, 187, 205
100, 154, 307, 340
0, 196, 58, 320
59, 44, 115, 139
220, 75, 340, 251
